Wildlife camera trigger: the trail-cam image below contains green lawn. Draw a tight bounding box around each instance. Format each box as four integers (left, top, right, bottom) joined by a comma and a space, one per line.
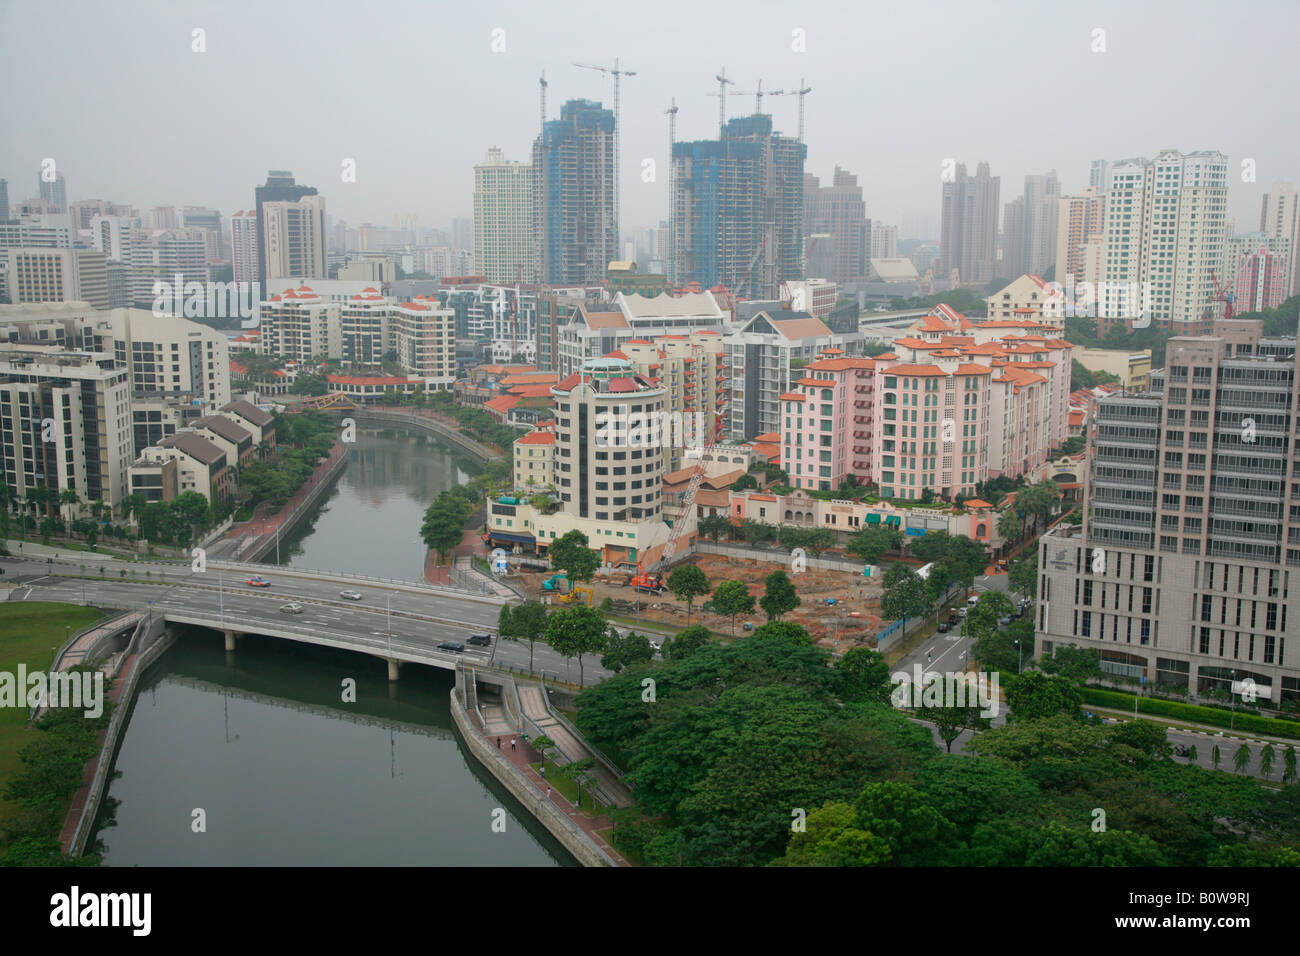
531, 758, 608, 816
0, 602, 104, 830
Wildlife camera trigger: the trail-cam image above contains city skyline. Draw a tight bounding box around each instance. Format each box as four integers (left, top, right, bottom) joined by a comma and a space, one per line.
2, 0, 1294, 239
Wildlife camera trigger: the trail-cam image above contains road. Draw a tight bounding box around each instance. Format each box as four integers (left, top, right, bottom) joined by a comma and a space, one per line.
0, 553, 613, 685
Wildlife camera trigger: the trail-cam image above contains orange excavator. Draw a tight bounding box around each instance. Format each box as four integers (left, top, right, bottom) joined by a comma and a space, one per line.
631, 569, 666, 595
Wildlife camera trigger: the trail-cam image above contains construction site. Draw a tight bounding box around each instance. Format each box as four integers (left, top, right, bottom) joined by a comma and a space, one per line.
511, 552, 885, 651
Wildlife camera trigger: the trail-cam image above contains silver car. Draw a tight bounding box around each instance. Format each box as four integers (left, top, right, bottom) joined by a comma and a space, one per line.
279, 603, 304, 614
339, 590, 363, 601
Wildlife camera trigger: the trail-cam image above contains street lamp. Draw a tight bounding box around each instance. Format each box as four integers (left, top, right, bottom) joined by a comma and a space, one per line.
1014, 638, 1022, 674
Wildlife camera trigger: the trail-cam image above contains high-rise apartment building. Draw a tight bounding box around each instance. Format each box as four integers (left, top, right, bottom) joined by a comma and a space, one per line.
870, 223, 898, 261
181, 207, 223, 263
1100, 150, 1229, 328
473, 147, 534, 284
1089, 159, 1111, 194
803, 167, 869, 283
532, 100, 617, 286
0, 180, 9, 221
150, 206, 178, 231
130, 230, 209, 306
672, 114, 807, 298
1260, 182, 1300, 298
0, 347, 133, 509
1037, 320, 1300, 706
939, 161, 1000, 287
254, 171, 319, 290
262, 195, 327, 285
1055, 189, 1106, 285
1233, 243, 1289, 314
231, 210, 259, 285
1001, 197, 1024, 281
38, 169, 67, 212
1022, 171, 1061, 277
4, 248, 108, 308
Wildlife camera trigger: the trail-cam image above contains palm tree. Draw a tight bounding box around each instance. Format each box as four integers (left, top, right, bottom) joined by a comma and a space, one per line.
59, 489, 81, 540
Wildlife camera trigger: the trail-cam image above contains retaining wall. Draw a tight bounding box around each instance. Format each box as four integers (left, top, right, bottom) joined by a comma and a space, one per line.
449, 690, 612, 867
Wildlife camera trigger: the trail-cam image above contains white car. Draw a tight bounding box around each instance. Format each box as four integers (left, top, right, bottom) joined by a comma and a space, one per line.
279, 603, 304, 614
339, 590, 363, 601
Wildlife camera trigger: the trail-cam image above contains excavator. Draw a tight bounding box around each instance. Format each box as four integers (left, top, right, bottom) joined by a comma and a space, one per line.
631, 570, 666, 595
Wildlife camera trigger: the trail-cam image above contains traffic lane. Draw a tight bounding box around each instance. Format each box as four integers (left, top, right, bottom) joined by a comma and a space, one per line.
490, 637, 613, 684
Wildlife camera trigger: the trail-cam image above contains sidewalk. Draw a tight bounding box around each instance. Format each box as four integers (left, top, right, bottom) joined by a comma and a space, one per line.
470, 709, 629, 866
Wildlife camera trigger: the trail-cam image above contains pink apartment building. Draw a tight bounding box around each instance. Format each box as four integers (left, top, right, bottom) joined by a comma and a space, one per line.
779, 355, 876, 491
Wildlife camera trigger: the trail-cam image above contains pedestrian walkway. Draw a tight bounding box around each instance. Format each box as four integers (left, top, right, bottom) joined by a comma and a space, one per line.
465, 706, 629, 866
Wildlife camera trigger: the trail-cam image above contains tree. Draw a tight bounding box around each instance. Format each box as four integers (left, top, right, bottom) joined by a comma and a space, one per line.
601, 630, 655, 673
733, 473, 758, 491
1038, 643, 1101, 683
997, 510, 1023, 544
802, 527, 835, 556
836, 647, 893, 704
759, 570, 801, 621
1008, 551, 1037, 601
664, 624, 711, 661
1212, 744, 1222, 771
420, 491, 471, 563
1108, 719, 1170, 759
881, 568, 930, 634
1232, 743, 1252, 775
545, 605, 608, 687
548, 530, 599, 583
847, 525, 901, 563
881, 561, 913, 589
667, 564, 710, 623
925, 563, 953, 604
711, 580, 755, 637
932, 704, 985, 753
1284, 747, 1298, 785
741, 519, 775, 546
58, 489, 80, 540
771, 802, 892, 867
506, 601, 548, 675
1259, 743, 1277, 780
697, 512, 731, 543
1004, 672, 1082, 722
966, 591, 1014, 640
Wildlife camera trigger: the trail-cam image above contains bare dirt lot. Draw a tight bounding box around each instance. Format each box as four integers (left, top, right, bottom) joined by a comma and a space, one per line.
517, 554, 885, 651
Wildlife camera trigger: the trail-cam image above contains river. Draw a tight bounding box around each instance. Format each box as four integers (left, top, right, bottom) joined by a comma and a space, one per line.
90, 429, 570, 866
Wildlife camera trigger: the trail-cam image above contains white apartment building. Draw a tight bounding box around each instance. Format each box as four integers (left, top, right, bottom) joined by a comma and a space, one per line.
0, 348, 133, 509
1054, 189, 1106, 285
231, 210, 259, 285
1101, 150, 1229, 327
473, 147, 534, 285
258, 286, 342, 362
5, 248, 108, 309
1260, 182, 1300, 298
985, 273, 1066, 326
130, 230, 209, 307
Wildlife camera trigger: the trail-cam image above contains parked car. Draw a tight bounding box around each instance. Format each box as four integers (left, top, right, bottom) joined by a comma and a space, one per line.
466, 633, 492, 646
247, 576, 271, 588
438, 641, 465, 652
279, 603, 304, 614
339, 590, 363, 601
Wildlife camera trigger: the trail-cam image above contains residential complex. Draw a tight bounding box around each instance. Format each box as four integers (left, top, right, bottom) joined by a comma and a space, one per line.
473, 147, 534, 284
939, 161, 1000, 287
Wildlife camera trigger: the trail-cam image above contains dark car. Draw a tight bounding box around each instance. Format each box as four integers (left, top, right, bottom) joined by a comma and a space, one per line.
946, 613, 960, 626
467, 634, 492, 646
937, 622, 950, 633
438, 641, 465, 652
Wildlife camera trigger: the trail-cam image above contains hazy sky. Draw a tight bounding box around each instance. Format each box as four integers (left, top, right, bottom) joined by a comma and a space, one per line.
3, 0, 1296, 238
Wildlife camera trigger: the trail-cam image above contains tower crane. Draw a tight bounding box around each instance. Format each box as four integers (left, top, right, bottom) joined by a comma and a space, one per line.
573, 59, 637, 243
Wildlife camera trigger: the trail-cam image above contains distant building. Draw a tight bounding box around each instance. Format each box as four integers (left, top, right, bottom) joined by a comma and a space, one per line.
804, 167, 869, 283
939, 161, 1000, 287
473, 147, 534, 284
254, 171, 320, 290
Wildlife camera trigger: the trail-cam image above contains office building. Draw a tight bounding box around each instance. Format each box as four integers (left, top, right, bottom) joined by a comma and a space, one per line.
4, 248, 108, 308
262, 194, 327, 285
130, 230, 209, 306
254, 171, 319, 290
38, 170, 67, 213
1036, 320, 1300, 706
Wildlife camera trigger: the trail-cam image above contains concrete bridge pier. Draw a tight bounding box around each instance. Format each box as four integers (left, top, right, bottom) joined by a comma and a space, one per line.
387, 658, 401, 682
223, 629, 241, 652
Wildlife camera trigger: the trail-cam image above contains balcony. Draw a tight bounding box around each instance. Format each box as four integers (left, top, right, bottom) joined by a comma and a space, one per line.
855, 416, 869, 423
854, 460, 869, 469
854, 445, 869, 454
854, 430, 870, 439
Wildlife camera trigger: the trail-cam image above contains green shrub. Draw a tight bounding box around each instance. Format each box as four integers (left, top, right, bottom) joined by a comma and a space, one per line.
1080, 687, 1300, 740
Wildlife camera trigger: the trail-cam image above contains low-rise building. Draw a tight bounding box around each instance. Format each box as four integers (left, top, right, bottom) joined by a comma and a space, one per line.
1074, 347, 1152, 391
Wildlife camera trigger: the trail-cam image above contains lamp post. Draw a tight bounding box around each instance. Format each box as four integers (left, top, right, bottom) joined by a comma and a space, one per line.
1229, 669, 1237, 732
1014, 638, 1022, 674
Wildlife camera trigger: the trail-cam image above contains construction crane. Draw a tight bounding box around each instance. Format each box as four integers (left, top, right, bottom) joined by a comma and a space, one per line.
573, 59, 637, 242
538, 70, 548, 132
768, 78, 813, 142
713, 67, 735, 134
708, 79, 782, 117
1210, 269, 1235, 321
